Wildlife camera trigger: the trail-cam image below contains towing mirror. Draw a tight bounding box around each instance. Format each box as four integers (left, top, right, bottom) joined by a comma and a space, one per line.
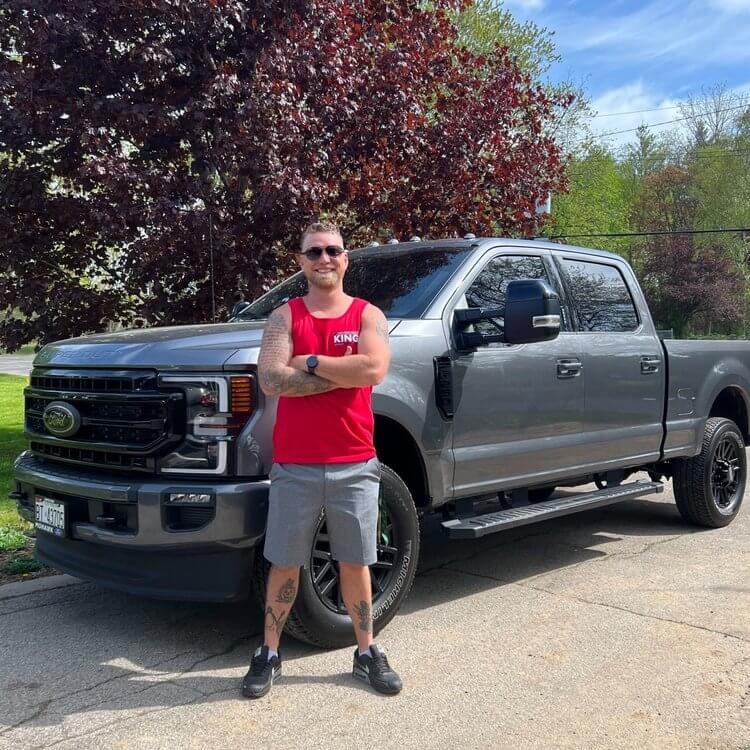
504, 279, 561, 345
454, 279, 561, 350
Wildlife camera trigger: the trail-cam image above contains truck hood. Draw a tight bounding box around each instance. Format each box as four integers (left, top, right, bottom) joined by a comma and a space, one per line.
34, 320, 403, 371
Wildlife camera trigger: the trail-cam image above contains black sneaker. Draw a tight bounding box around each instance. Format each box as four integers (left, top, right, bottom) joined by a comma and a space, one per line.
352, 644, 402, 695
241, 646, 282, 699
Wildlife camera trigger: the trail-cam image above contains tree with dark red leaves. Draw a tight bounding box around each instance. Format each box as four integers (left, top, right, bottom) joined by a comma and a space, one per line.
640, 236, 743, 338
633, 167, 743, 337
0, 0, 570, 348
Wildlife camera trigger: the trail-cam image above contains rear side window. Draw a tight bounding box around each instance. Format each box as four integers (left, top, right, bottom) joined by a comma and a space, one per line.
559, 259, 638, 332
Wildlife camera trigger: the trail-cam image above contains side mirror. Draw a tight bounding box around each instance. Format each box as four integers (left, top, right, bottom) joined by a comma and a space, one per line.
453, 279, 562, 351
504, 279, 561, 345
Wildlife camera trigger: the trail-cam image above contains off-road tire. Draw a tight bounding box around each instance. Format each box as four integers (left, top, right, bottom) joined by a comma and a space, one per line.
252, 463, 420, 648
673, 417, 746, 528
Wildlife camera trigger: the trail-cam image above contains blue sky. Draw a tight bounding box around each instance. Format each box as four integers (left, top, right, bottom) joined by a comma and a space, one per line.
502, 0, 750, 147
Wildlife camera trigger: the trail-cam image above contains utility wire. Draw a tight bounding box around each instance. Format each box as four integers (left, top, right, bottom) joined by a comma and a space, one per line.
591, 104, 684, 118
208, 211, 216, 323
590, 97, 749, 119
563, 102, 750, 144
547, 227, 750, 240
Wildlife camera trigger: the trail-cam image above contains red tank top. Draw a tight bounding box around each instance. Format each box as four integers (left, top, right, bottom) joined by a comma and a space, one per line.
272, 296, 376, 464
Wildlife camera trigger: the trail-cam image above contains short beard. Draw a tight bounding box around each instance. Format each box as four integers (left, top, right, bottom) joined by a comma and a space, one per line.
308, 270, 340, 289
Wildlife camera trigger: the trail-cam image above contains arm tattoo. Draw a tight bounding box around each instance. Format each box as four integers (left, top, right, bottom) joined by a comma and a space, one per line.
258, 308, 335, 396
375, 317, 389, 342
264, 606, 288, 637
354, 600, 372, 633
275, 578, 297, 604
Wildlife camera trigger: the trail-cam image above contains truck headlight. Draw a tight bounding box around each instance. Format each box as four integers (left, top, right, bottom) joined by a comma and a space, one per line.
157, 375, 254, 475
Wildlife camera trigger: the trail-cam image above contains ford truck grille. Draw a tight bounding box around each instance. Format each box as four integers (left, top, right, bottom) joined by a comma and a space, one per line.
25, 368, 184, 474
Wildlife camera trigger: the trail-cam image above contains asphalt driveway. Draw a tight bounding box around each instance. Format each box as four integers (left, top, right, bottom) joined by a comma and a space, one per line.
0, 480, 748, 749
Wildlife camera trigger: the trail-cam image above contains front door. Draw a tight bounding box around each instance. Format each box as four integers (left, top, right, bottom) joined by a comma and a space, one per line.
449, 251, 585, 498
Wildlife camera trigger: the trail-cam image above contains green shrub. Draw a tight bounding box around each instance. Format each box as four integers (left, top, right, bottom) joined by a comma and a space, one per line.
4, 555, 42, 575
0, 526, 27, 551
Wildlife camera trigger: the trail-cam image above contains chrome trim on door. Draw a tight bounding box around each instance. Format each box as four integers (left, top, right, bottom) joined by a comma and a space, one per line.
556, 358, 583, 378
640, 356, 661, 374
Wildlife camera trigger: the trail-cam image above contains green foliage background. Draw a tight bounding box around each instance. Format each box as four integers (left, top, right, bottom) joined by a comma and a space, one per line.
0, 374, 27, 530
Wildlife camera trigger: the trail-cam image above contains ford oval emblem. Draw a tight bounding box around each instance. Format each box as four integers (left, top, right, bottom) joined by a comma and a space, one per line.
43, 402, 81, 438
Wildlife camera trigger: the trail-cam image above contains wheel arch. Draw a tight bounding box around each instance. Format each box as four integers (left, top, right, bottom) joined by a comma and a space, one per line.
374, 415, 431, 509
709, 387, 750, 444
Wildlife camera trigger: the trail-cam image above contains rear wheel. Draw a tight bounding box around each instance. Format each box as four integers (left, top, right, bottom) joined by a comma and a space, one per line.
673, 417, 746, 528
252, 463, 420, 648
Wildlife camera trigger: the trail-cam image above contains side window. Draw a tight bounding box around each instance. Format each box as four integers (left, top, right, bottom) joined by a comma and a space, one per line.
463, 255, 555, 336
560, 259, 638, 332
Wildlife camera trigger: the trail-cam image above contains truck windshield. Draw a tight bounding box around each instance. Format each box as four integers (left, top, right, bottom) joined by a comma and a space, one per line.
235, 245, 473, 320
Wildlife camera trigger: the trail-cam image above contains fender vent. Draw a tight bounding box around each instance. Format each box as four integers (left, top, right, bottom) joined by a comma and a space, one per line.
434, 356, 454, 420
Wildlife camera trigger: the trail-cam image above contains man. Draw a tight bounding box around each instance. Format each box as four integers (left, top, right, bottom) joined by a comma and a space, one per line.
242, 221, 402, 699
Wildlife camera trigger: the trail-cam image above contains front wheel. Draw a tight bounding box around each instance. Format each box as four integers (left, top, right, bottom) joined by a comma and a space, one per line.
673, 417, 746, 528
252, 463, 420, 648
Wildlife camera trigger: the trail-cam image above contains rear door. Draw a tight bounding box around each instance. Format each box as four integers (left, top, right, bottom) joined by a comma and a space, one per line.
555, 255, 664, 467
449, 250, 585, 497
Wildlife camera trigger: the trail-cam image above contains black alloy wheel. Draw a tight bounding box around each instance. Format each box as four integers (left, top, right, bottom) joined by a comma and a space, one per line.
710, 435, 743, 514
673, 417, 746, 528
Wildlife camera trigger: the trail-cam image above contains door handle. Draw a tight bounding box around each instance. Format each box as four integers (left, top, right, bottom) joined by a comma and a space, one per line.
557, 358, 583, 378
640, 356, 661, 374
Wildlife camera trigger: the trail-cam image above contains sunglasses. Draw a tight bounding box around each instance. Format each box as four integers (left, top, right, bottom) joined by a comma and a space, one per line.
301, 245, 346, 260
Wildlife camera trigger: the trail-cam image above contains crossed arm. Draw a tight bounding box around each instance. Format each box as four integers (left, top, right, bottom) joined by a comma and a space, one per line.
257, 303, 390, 398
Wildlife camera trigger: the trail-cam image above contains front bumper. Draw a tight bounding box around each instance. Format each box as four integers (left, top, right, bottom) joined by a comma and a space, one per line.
13, 451, 269, 602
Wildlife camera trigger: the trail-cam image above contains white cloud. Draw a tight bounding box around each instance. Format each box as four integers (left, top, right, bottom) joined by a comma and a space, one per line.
708, 0, 750, 12
503, 0, 547, 9
546, 1, 750, 67
587, 81, 684, 149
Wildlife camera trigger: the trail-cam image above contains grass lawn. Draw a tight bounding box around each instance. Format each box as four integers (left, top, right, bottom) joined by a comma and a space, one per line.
0, 344, 37, 355
0, 374, 50, 582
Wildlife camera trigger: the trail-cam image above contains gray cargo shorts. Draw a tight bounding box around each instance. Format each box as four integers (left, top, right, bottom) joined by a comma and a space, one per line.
263, 457, 381, 568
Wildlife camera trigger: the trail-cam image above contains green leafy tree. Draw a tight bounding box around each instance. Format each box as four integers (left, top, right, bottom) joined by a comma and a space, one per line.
548, 147, 631, 257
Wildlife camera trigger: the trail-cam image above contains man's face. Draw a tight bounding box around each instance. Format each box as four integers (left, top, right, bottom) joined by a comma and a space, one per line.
297, 231, 348, 290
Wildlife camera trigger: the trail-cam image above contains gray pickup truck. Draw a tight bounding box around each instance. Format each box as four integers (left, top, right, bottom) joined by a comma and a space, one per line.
12, 238, 749, 647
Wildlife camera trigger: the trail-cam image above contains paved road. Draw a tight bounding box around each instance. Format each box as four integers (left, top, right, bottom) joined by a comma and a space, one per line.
1, 481, 748, 749
0, 355, 34, 377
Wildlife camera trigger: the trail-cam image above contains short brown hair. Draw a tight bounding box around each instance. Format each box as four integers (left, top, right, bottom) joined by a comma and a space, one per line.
300, 221, 342, 250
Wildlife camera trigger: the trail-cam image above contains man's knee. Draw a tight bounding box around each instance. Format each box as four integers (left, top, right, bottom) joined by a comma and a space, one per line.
338, 561, 368, 575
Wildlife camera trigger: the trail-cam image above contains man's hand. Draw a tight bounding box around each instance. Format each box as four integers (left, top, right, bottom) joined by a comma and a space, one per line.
257, 306, 341, 398
290, 347, 352, 372
301, 306, 390, 388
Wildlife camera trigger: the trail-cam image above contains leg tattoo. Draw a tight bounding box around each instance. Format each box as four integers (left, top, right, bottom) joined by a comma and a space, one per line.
264, 606, 287, 637
354, 600, 372, 633
276, 577, 297, 604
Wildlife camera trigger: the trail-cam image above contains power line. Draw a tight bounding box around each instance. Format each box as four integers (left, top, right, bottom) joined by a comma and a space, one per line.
591, 104, 684, 118
564, 102, 750, 144
548, 227, 750, 240
567, 149, 750, 166
591, 95, 750, 119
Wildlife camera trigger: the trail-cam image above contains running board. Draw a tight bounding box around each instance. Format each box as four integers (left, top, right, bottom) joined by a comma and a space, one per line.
442, 481, 664, 539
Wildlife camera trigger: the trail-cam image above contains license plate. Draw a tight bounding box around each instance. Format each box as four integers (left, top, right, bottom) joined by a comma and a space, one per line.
34, 496, 66, 537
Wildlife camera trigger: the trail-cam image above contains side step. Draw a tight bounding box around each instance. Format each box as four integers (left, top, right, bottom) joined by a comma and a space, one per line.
442, 481, 664, 539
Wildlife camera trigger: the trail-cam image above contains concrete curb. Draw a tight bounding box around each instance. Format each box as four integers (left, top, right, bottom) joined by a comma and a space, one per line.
0, 573, 82, 602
